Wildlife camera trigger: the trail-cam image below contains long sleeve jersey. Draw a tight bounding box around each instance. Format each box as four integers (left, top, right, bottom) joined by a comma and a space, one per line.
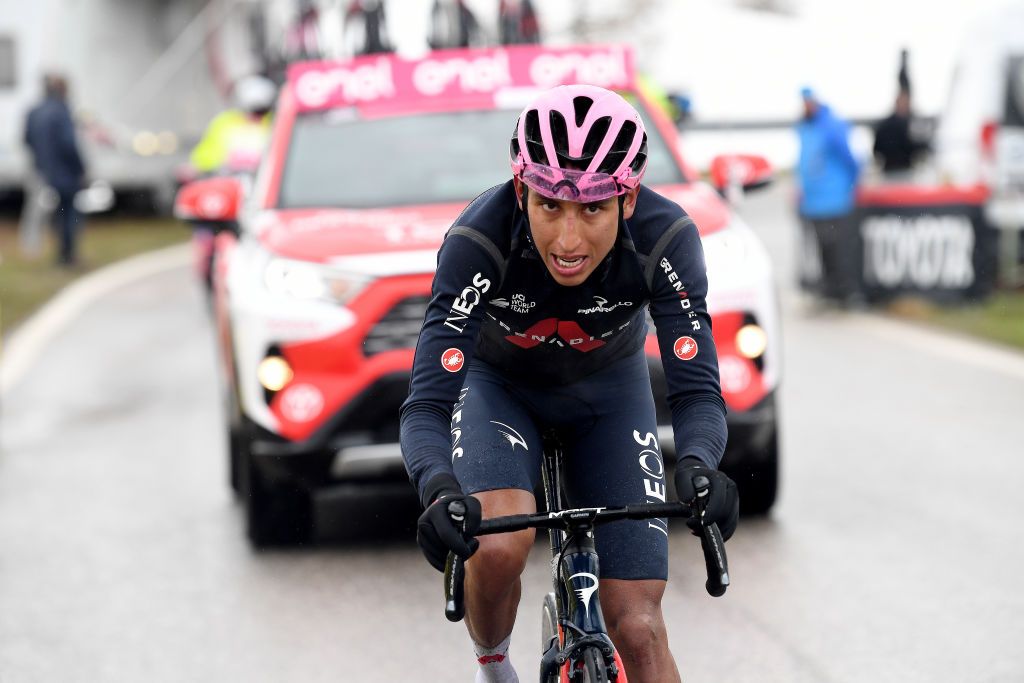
400, 181, 727, 504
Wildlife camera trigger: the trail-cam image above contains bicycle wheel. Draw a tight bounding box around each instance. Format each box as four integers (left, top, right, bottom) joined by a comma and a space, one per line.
540, 592, 559, 683
579, 646, 608, 683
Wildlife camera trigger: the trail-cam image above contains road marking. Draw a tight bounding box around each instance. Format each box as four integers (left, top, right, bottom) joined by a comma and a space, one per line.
0, 244, 191, 395
850, 312, 1024, 382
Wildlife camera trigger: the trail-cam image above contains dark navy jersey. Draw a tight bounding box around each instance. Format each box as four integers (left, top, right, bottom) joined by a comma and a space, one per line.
400, 180, 727, 503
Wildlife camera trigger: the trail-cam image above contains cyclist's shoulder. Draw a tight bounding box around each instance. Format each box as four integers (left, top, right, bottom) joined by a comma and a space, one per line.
627, 185, 695, 253
454, 181, 517, 228
443, 181, 518, 258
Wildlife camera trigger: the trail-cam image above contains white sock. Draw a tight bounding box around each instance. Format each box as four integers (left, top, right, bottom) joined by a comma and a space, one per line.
473, 634, 518, 683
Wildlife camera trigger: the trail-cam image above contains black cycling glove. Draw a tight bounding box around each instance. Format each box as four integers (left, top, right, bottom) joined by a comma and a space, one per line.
674, 457, 739, 541
416, 474, 482, 572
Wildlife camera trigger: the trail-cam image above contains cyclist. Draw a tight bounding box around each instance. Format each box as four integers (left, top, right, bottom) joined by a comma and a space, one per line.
186, 75, 275, 291
400, 85, 739, 683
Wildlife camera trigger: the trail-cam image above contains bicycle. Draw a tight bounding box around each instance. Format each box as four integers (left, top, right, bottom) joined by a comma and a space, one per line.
442, 433, 730, 682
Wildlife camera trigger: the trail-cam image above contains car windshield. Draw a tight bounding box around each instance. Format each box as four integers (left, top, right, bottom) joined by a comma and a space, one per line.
277, 105, 686, 209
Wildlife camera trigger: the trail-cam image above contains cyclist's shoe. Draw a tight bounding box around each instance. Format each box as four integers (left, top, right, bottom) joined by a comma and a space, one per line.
675, 458, 740, 540
417, 475, 482, 571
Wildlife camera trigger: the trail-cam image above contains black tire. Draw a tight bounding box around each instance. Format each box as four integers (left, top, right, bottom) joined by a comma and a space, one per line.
240, 424, 313, 547
579, 647, 608, 683
730, 428, 779, 515
540, 592, 559, 683
227, 420, 244, 494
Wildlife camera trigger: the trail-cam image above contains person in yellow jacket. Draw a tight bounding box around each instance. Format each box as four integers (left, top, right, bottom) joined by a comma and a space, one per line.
190, 75, 276, 175
188, 75, 276, 293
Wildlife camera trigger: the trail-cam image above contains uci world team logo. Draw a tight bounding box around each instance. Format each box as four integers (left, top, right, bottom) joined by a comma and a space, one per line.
441, 348, 465, 372
673, 336, 698, 361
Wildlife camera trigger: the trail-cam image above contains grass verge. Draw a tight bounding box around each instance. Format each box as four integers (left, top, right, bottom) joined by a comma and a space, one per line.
0, 217, 188, 333
887, 291, 1024, 351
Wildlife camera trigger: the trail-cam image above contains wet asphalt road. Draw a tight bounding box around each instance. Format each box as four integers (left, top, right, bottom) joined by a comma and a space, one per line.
1, 183, 1023, 682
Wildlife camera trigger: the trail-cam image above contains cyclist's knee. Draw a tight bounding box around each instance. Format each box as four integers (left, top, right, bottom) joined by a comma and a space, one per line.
469, 529, 533, 585
608, 608, 667, 657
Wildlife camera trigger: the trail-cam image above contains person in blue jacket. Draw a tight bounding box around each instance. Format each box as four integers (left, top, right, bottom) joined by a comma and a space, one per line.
24, 74, 86, 266
796, 87, 861, 304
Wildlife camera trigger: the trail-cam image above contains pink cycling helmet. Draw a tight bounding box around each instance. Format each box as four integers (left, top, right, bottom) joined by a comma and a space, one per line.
510, 84, 648, 203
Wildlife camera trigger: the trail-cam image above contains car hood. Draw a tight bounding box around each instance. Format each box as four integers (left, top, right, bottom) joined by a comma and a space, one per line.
652, 182, 732, 236
254, 204, 464, 263
254, 183, 730, 265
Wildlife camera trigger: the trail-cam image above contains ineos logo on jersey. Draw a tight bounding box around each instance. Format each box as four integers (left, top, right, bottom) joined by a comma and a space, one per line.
445, 272, 492, 333
674, 336, 699, 361
441, 348, 465, 372
577, 295, 633, 315
451, 387, 469, 461
633, 430, 668, 535
659, 257, 702, 331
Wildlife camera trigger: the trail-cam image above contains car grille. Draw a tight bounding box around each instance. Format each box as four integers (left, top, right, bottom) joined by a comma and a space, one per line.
363, 295, 430, 355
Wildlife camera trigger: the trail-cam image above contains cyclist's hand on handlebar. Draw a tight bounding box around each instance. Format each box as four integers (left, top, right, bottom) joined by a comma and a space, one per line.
675, 457, 739, 541
417, 488, 482, 572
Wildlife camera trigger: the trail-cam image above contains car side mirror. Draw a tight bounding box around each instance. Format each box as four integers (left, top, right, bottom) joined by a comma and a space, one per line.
709, 154, 773, 199
173, 177, 243, 224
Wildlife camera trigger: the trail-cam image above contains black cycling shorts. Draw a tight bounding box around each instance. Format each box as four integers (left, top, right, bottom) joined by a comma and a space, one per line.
451, 351, 670, 580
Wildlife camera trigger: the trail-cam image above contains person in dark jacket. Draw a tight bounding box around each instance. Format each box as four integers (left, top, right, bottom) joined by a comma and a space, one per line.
428, 0, 482, 49
873, 90, 930, 175
498, 0, 540, 45
795, 87, 861, 304
24, 74, 86, 266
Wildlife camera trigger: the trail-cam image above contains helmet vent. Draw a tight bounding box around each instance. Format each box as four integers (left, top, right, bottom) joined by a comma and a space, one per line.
573, 96, 594, 127
580, 116, 612, 161
523, 109, 549, 165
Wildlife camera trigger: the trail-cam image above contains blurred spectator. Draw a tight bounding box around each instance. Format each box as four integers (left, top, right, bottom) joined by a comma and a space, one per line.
873, 50, 930, 176
428, 0, 482, 49
669, 92, 693, 125
795, 87, 861, 305
343, 0, 393, 56
637, 73, 679, 123
283, 0, 322, 62
188, 75, 275, 291
498, 0, 540, 45
23, 73, 86, 266
873, 90, 930, 175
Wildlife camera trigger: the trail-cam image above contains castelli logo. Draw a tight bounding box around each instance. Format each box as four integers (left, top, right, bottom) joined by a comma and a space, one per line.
674, 336, 698, 361
441, 348, 465, 372
279, 384, 324, 422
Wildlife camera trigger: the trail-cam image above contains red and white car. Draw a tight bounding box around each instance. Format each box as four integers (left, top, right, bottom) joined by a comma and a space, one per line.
175, 45, 781, 546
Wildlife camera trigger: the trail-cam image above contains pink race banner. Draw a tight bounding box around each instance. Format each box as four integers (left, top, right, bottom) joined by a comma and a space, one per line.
288, 45, 636, 112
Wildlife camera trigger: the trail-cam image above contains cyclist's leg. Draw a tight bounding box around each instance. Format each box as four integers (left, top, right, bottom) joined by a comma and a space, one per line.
560, 351, 680, 682
452, 362, 543, 651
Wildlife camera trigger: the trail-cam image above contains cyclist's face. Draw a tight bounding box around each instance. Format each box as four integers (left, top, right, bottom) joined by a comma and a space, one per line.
516, 178, 638, 287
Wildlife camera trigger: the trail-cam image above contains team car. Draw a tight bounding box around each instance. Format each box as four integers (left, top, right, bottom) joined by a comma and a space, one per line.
174, 45, 781, 546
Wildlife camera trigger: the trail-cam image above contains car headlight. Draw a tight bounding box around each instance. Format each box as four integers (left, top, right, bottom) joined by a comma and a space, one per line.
735, 324, 768, 359
264, 258, 369, 304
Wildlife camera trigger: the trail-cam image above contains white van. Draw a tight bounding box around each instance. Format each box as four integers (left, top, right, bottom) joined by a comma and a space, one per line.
934, 2, 1024, 233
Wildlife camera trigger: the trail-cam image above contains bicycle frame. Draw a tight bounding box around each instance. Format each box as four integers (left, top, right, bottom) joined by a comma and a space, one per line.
538, 434, 621, 681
